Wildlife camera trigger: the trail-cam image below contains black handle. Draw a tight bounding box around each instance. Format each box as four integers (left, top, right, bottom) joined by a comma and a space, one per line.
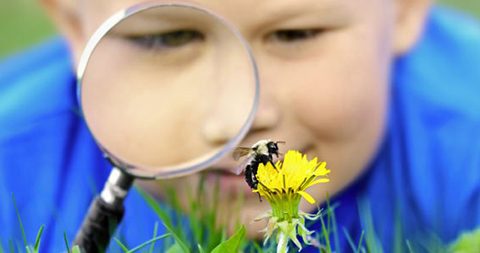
73, 196, 124, 253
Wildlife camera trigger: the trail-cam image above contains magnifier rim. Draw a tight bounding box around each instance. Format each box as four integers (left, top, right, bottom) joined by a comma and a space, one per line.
77, 1, 259, 179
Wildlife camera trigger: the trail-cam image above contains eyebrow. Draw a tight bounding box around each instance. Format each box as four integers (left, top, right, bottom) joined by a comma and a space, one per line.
110, 9, 216, 35
235, 0, 354, 31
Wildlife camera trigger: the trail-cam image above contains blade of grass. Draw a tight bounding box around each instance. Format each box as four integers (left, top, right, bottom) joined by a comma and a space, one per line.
149, 222, 159, 253
12, 193, 28, 249
64, 232, 71, 253
162, 234, 175, 252
16, 242, 23, 253
116, 232, 129, 251
185, 174, 207, 249
166, 243, 183, 253
197, 174, 207, 247
358, 198, 383, 253
406, 240, 414, 253
186, 188, 202, 247
137, 187, 190, 253
127, 233, 170, 253
233, 185, 245, 232
197, 244, 205, 253
253, 242, 264, 253
318, 211, 332, 252
72, 245, 81, 253
342, 227, 358, 252
219, 228, 227, 244
211, 175, 220, 224
356, 231, 365, 253
211, 225, 246, 253
26, 240, 34, 252
8, 239, 14, 253
164, 187, 188, 246
325, 192, 340, 253
416, 233, 445, 253
33, 225, 45, 251
393, 207, 403, 253
114, 238, 129, 252
326, 204, 332, 241
196, 173, 206, 220
207, 175, 221, 250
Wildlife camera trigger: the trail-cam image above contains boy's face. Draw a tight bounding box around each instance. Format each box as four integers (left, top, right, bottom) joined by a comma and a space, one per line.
46, 0, 430, 237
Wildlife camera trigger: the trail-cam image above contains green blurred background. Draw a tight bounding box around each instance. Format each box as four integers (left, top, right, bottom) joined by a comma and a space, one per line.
0, 0, 479, 58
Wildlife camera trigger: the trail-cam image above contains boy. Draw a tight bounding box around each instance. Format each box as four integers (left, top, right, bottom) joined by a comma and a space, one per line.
1, 0, 479, 251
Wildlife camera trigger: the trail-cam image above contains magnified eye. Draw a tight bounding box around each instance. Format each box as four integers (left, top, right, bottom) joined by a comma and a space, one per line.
126, 30, 205, 50
268, 29, 322, 43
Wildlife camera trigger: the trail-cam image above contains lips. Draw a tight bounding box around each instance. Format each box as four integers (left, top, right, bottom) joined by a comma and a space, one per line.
203, 168, 253, 195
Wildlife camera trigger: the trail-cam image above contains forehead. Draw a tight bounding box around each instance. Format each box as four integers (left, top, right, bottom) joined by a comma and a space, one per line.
94, 0, 352, 13
84, 0, 365, 33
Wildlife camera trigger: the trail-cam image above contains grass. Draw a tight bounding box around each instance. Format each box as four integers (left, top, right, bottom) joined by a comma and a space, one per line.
8, 192, 171, 253
137, 174, 249, 253
4, 181, 480, 253
0, 0, 55, 58
4, 176, 353, 252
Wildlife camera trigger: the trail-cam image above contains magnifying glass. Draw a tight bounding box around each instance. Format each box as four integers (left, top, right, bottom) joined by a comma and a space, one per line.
72, 2, 259, 251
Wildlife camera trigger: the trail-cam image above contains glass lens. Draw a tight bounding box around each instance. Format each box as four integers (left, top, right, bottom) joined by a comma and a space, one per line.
78, 3, 258, 178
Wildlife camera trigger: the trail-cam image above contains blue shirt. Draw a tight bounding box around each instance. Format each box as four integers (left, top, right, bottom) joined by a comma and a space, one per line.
1, 7, 479, 252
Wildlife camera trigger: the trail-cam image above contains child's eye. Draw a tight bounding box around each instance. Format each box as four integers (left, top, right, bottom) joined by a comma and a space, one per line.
126, 30, 205, 50
267, 29, 322, 43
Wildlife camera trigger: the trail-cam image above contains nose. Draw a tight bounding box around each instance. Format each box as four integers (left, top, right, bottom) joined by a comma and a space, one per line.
250, 96, 280, 132
202, 90, 255, 144
203, 93, 281, 144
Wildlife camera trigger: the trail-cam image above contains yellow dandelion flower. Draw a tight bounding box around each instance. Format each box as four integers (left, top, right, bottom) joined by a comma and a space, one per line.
253, 150, 330, 253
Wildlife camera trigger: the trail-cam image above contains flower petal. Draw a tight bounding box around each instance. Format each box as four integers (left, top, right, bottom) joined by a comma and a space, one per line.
300, 210, 322, 221
263, 217, 278, 245
289, 228, 303, 251
277, 232, 288, 253
254, 211, 272, 221
306, 178, 330, 188
298, 217, 311, 245
298, 191, 316, 204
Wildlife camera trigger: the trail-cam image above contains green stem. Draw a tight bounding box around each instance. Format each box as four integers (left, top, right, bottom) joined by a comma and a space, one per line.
269, 193, 301, 221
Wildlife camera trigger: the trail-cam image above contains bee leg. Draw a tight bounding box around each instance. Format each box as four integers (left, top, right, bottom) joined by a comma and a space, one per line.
257, 192, 262, 202
269, 161, 279, 171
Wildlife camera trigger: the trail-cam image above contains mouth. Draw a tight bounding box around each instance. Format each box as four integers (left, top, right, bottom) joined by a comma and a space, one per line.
205, 167, 241, 176
202, 168, 253, 196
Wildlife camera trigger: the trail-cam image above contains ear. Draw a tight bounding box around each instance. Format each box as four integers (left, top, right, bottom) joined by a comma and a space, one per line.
40, 0, 85, 66
393, 0, 433, 55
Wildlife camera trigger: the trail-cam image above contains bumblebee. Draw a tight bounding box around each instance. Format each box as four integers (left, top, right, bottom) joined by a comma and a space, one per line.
233, 140, 285, 190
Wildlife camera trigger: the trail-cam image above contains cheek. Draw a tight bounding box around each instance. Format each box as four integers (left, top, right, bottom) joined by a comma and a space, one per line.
277, 26, 392, 142
81, 39, 218, 168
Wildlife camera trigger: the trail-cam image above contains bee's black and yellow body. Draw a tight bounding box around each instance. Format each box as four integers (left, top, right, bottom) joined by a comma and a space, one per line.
238, 140, 282, 190
244, 153, 272, 189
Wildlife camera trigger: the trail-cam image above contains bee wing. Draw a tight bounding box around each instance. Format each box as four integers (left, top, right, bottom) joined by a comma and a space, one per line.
232, 147, 252, 161
235, 155, 254, 175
